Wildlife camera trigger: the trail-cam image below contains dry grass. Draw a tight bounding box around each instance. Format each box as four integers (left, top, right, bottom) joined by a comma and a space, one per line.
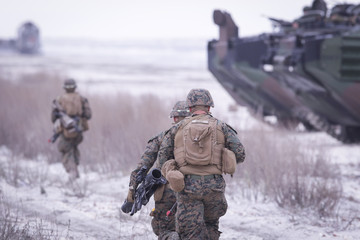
231, 127, 343, 217
0, 72, 171, 176
0, 196, 67, 240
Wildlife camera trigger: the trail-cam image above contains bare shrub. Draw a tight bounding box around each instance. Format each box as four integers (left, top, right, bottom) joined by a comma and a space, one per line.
0, 72, 62, 159
61, 177, 90, 198
83, 93, 170, 173
0, 151, 49, 188
0, 196, 65, 239
233, 128, 342, 217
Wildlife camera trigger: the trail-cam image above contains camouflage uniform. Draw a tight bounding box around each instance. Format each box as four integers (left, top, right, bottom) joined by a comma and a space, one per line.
157, 89, 245, 240
127, 101, 189, 240
51, 79, 91, 179
129, 131, 178, 240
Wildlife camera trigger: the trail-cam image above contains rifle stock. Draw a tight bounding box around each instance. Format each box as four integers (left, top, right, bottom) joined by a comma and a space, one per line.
48, 132, 61, 143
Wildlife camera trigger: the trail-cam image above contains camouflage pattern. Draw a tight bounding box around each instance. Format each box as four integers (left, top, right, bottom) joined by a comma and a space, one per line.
63, 78, 77, 90
176, 175, 227, 240
157, 112, 245, 239
151, 185, 178, 240
51, 86, 91, 179
169, 101, 190, 118
129, 131, 167, 188
81, 97, 92, 120
57, 133, 83, 178
186, 89, 214, 108
158, 115, 245, 167
209, 8, 360, 143
128, 130, 178, 239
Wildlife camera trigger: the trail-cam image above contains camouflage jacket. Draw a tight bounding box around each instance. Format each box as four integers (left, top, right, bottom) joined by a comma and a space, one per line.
129, 129, 169, 187
157, 113, 245, 168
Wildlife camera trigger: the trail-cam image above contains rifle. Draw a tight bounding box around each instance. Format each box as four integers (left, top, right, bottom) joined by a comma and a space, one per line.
266, 16, 293, 28
49, 100, 82, 143
48, 132, 61, 143
52, 100, 82, 132
121, 167, 167, 216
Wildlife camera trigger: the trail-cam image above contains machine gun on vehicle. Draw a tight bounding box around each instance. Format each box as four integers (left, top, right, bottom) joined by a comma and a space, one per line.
208, 1, 360, 143
121, 167, 167, 216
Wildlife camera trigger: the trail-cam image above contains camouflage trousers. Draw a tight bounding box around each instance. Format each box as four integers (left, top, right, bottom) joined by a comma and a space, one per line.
151, 185, 179, 240
57, 133, 83, 178
176, 175, 227, 240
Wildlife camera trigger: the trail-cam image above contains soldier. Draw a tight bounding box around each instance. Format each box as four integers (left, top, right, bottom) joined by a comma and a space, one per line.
51, 78, 92, 180
126, 101, 190, 240
157, 89, 245, 240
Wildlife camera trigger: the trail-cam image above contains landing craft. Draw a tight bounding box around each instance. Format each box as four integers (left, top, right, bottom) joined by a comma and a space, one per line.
208, 0, 360, 143
0, 21, 40, 54
16, 21, 40, 54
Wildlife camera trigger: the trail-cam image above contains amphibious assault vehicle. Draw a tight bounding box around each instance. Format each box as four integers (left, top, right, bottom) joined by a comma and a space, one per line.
0, 21, 40, 54
208, 0, 360, 143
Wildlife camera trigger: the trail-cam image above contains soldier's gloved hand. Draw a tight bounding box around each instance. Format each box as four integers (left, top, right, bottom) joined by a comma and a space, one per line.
121, 187, 135, 214
121, 200, 133, 213
126, 187, 135, 203
135, 166, 148, 184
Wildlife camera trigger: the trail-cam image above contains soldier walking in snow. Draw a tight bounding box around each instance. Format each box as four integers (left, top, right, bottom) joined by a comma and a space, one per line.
125, 101, 190, 240
158, 89, 245, 240
50, 78, 92, 180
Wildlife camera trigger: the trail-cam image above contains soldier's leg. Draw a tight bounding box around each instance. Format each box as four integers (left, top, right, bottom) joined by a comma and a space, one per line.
203, 176, 227, 240
73, 134, 83, 166
58, 135, 80, 179
151, 216, 160, 237
176, 178, 209, 240
57, 135, 73, 173
156, 186, 178, 240
66, 134, 82, 179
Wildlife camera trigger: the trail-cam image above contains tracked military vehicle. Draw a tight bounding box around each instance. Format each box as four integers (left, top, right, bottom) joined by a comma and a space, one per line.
208, 1, 360, 143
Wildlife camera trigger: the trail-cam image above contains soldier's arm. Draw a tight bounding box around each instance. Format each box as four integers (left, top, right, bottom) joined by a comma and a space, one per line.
50, 98, 60, 123
128, 132, 164, 188
81, 96, 92, 120
157, 126, 177, 168
222, 123, 246, 163
51, 109, 58, 123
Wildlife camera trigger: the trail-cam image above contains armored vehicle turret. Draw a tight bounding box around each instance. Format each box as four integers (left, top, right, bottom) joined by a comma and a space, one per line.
208, 0, 360, 143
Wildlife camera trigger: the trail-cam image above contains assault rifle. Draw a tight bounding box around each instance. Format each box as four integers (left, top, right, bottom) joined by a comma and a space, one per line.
48, 132, 61, 143
121, 167, 167, 216
48, 100, 82, 143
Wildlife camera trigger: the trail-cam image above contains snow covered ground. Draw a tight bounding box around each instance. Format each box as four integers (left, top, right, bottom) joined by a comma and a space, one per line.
1, 132, 360, 240
1, 39, 360, 239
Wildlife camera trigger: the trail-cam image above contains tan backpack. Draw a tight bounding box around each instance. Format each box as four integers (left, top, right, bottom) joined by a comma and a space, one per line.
58, 92, 83, 116
174, 115, 223, 168
58, 92, 83, 138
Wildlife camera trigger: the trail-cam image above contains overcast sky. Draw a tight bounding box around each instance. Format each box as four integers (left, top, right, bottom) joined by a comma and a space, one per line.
1, 0, 359, 41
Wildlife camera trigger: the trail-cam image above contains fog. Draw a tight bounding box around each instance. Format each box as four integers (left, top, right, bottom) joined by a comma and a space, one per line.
2, 0, 358, 40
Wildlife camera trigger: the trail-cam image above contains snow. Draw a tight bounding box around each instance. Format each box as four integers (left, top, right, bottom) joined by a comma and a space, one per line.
1, 131, 360, 239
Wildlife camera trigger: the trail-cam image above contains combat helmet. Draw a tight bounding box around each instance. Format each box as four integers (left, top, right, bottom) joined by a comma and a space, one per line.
63, 78, 77, 91
169, 101, 190, 118
186, 88, 214, 108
